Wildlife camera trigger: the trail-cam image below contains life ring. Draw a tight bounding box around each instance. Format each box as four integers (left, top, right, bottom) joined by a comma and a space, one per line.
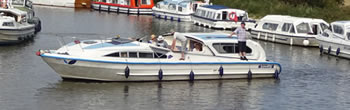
228, 12, 237, 21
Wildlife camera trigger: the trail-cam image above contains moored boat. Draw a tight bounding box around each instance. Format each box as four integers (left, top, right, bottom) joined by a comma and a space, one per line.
30, 0, 91, 8
0, 7, 36, 44
37, 32, 282, 81
250, 15, 329, 47
92, 0, 154, 15
317, 21, 350, 59
191, 5, 256, 30
152, 0, 209, 22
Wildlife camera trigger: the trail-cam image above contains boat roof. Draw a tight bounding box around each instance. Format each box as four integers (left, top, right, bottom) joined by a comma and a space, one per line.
261, 15, 327, 24
201, 5, 230, 10
198, 5, 247, 14
162, 0, 191, 4
332, 21, 350, 30
183, 33, 239, 44
0, 8, 27, 16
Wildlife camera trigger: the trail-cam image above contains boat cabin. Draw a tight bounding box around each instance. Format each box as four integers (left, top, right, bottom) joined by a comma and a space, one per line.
155, 0, 206, 14
323, 21, 350, 40
255, 15, 329, 35
0, 8, 28, 27
193, 5, 248, 22
192, 5, 255, 29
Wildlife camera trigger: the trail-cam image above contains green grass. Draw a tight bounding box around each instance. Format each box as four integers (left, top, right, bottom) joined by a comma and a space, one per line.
210, 0, 350, 22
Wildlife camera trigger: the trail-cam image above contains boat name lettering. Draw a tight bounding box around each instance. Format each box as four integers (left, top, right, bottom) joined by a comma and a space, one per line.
259, 64, 273, 68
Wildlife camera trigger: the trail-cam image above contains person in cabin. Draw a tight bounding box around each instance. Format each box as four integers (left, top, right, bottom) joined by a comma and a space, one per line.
156, 35, 168, 48
193, 42, 202, 52
228, 22, 248, 60
171, 32, 188, 60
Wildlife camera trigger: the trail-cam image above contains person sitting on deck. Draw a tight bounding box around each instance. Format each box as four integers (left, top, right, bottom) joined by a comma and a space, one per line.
156, 35, 168, 48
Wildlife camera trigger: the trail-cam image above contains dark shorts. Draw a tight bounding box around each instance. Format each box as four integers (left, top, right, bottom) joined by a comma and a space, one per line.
238, 41, 246, 52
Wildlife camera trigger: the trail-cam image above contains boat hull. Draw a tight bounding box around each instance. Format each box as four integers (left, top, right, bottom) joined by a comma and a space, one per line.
250, 30, 319, 47
152, 9, 191, 22
0, 26, 35, 45
41, 54, 281, 81
92, 3, 152, 15
317, 38, 350, 59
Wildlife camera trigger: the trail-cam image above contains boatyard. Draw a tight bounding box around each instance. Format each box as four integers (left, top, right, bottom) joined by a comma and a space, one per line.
0, 0, 349, 110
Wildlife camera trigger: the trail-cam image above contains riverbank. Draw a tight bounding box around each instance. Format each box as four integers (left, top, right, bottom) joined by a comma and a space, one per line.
210, 0, 350, 22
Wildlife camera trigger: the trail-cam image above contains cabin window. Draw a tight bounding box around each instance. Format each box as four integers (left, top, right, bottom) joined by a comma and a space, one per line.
322, 32, 329, 37
141, 0, 150, 5
212, 43, 252, 54
333, 25, 344, 35
120, 52, 128, 57
201, 10, 206, 17
2, 22, 14, 27
105, 52, 120, 57
129, 52, 138, 58
178, 7, 183, 12
169, 4, 176, 10
126, 0, 130, 5
282, 23, 292, 32
216, 13, 221, 20
195, 10, 201, 16
296, 23, 311, 34
320, 23, 328, 31
289, 25, 295, 33
207, 12, 212, 18
222, 11, 227, 20
112, 0, 118, 4
347, 33, 350, 40
139, 52, 154, 58
154, 53, 167, 58
262, 23, 278, 31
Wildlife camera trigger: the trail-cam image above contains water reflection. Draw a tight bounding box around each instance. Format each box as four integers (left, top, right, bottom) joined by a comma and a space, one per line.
34, 79, 280, 110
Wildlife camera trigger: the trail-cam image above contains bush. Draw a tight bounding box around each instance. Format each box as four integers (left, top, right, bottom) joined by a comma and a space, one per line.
210, 0, 349, 22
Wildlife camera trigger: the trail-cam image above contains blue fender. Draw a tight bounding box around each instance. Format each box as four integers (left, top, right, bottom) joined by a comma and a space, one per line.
158, 69, 163, 80
125, 66, 130, 78
247, 70, 252, 80
336, 48, 340, 56
189, 70, 194, 81
219, 66, 224, 77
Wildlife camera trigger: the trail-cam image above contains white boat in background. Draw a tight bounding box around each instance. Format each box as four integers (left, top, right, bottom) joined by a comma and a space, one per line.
191, 5, 256, 30
250, 15, 329, 47
37, 32, 282, 81
317, 21, 350, 59
152, 0, 209, 22
0, 8, 35, 44
92, 0, 154, 15
30, 0, 91, 8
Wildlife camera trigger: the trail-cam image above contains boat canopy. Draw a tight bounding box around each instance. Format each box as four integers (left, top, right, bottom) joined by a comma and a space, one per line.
261, 15, 327, 27
0, 8, 27, 16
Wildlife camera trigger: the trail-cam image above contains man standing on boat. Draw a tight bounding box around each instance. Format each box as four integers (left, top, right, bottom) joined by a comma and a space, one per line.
171, 32, 187, 60
229, 22, 248, 60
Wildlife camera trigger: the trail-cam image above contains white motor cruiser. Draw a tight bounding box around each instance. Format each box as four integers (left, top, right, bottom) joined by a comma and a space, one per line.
0, 8, 35, 44
191, 5, 256, 30
317, 21, 350, 58
37, 32, 282, 81
250, 15, 329, 47
152, 0, 208, 22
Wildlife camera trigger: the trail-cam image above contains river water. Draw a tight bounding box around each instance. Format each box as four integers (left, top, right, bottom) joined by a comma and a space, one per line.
0, 6, 349, 110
